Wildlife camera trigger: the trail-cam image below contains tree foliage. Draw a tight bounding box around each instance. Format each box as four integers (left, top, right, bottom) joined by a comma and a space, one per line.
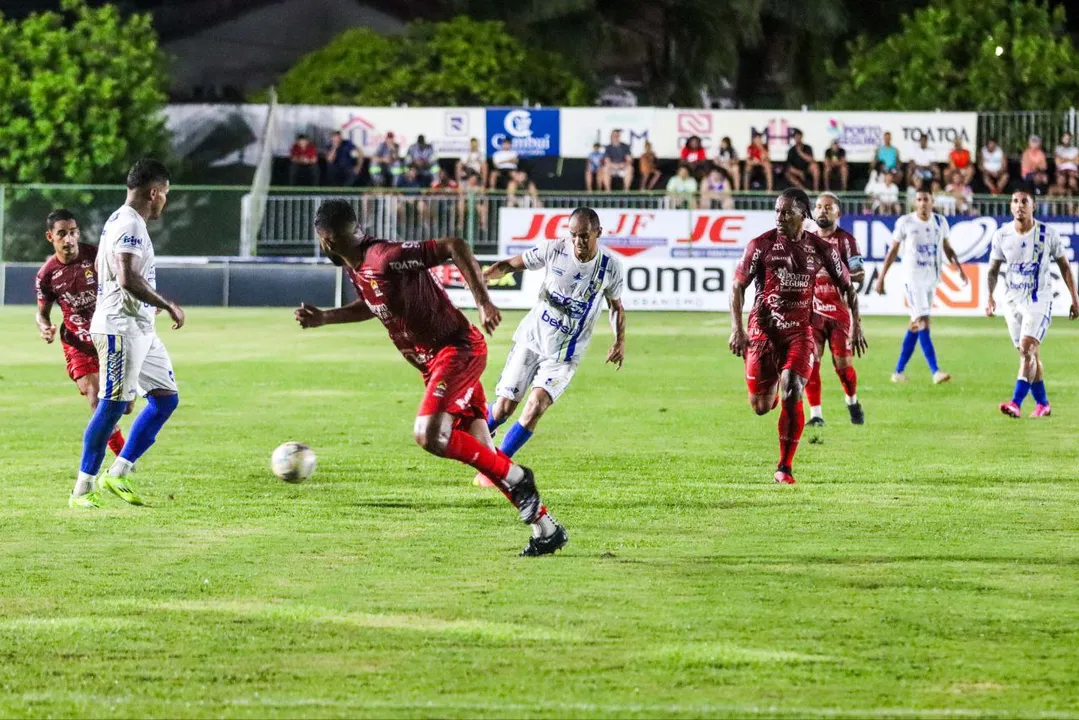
826, 0, 1079, 111
274, 16, 590, 106
0, 0, 169, 184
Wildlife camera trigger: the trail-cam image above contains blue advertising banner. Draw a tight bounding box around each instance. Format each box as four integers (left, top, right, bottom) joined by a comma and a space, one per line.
486, 108, 560, 157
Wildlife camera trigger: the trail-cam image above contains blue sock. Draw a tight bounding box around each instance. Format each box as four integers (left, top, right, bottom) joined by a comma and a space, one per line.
80, 399, 128, 475
917, 329, 939, 374
896, 330, 918, 373
499, 422, 533, 459
1031, 380, 1049, 406
487, 403, 507, 433
119, 394, 179, 464
1013, 380, 1031, 407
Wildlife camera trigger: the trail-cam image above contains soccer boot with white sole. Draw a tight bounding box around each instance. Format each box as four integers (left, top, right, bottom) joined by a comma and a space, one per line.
1031, 404, 1052, 418
932, 370, 952, 384
519, 523, 569, 557
999, 401, 1022, 418
508, 466, 542, 524
891, 372, 907, 383
848, 402, 865, 425
100, 475, 144, 506
68, 491, 103, 509
774, 466, 797, 485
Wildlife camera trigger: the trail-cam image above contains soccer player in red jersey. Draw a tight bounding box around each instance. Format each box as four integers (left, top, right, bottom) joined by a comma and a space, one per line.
729, 188, 867, 484
806, 193, 866, 427
294, 200, 567, 556
35, 209, 127, 456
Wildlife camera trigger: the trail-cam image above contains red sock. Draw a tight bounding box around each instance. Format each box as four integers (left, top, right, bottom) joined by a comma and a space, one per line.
806, 360, 822, 407
778, 400, 805, 469
107, 428, 126, 456
836, 365, 857, 398
443, 429, 518, 499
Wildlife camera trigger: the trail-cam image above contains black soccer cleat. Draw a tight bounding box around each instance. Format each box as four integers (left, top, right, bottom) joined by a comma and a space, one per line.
807, 416, 825, 427
520, 524, 569, 557
509, 465, 542, 524
848, 402, 865, 425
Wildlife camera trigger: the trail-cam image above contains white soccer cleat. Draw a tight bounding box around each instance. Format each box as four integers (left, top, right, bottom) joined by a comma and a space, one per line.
932, 371, 952, 384
891, 372, 907, 383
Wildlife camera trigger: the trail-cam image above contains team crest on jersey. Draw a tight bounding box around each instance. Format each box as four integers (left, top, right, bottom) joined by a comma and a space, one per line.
369, 279, 383, 297
433, 381, 448, 398
84, 268, 95, 283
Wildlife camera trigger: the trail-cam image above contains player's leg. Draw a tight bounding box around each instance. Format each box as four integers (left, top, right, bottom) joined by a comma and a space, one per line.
75, 372, 127, 456
893, 287, 921, 382
489, 343, 536, 435
745, 339, 780, 416
1001, 308, 1032, 417
1024, 308, 1052, 416
500, 358, 575, 459
806, 331, 825, 425
830, 324, 863, 424
914, 305, 949, 382
775, 331, 815, 484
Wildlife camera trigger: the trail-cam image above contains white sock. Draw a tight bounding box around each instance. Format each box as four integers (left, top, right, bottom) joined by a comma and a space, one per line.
108, 457, 134, 478
531, 512, 556, 538
845, 394, 858, 406
72, 471, 96, 496
504, 464, 524, 487
810, 405, 823, 420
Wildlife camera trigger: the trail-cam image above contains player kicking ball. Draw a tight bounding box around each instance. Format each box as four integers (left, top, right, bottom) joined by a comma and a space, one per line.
875, 189, 967, 384
70, 159, 185, 509
295, 200, 567, 557
36, 209, 129, 458
729, 188, 867, 485
478, 207, 625, 482
987, 189, 1079, 418
805, 193, 866, 430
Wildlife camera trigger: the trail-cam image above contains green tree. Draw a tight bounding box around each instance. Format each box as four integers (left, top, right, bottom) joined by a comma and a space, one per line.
0, 0, 169, 184
826, 0, 1079, 112
274, 16, 590, 107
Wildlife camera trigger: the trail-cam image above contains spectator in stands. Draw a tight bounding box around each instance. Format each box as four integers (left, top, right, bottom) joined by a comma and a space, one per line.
907, 135, 940, 191
875, 132, 900, 174
680, 135, 709, 178
455, 137, 487, 187
1047, 170, 1077, 214
1021, 135, 1048, 185
506, 169, 540, 208
868, 169, 901, 215
585, 142, 605, 192
601, 129, 634, 191
1055, 132, 1078, 189
944, 169, 974, 215
374, 132, 401, 187
288, 133, 319, 186
406, 134, 438, 186
325, 131, 362, 187
948, 137, 974, 185
784, 130, 820, 191
638, 140, 661, 190
489, 137, 518, 189
431, 167, 458, 193
666, 163, 698, 209
715, 137, 740, 190
700, 166, 733, 209
745, 133, 773, 191
458, 172, 489, 237
823, 138, 848, 191
395, 165, 425, 190
979, 138, 1009, 194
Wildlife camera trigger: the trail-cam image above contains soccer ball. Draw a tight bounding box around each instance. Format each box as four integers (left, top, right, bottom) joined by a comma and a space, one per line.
271, 442, 317, 483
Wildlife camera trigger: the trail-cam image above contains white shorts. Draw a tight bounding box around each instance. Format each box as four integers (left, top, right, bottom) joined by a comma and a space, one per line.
1005, 302, 1052, 348
495, 343, 578, 404
94, 333, 178, 402
904, 282, 937, 320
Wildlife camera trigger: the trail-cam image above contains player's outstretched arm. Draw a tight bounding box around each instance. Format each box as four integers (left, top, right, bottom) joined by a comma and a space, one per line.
484, 255, 526, 282
1054, 256, 1079, 320
728, 280, 749, 357
985, 259, 1002, 316
295, 300, 373, 328
875, 243, 901, 295
606, 298, 626, 369
35, 299, 56, 343
435, 237, 501, 335
942, 238, 968, 284
846, 287, 868, 357
117, 253, 184, 329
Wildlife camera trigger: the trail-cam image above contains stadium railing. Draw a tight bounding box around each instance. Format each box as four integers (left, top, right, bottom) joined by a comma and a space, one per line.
977, 109, 1078, 156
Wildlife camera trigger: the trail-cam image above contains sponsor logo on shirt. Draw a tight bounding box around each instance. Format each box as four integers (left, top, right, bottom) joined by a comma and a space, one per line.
119, 234, 143, 248
541, 309, 574, 334
389, 259, 425, 271
775, 267, 812, 289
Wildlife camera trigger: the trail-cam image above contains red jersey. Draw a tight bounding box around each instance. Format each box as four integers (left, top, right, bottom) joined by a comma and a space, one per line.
735, 229, 850, 335
812, 228, 858, 325
681, 146, 707, 163
35, 243, 99, 355
346, 237, 472, 371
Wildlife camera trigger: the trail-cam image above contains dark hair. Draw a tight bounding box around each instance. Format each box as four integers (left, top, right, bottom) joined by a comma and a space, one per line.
314, 199, 358, 232
417, 134, 426, 143
915, 187, 934, 197
46, 208, 77, 231
570, 206, 601, 231
1013, 185, 1035, 199
126, 158, 171, 190
779, 187, 811, 216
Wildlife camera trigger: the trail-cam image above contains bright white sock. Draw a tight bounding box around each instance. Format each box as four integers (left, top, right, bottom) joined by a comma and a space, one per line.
809, 405, 823, 420
108, 457, 134, 478
72, 471, 96, 496
531, 512, 556, 538
504, 464, 524, 487
845, 394, 858, 406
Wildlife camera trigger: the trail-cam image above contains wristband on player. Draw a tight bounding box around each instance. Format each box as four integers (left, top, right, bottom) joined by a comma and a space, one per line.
848, 255, 865, 272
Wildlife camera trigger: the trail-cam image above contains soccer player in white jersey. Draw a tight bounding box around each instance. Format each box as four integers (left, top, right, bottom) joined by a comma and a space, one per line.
875, 188, 967, 384
478, 207, 625, 482
68, 159, 186, 508
987, 189, 1079, 418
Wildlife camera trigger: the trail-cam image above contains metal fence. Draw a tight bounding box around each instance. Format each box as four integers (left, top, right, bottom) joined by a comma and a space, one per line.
977, 109, 1078, 156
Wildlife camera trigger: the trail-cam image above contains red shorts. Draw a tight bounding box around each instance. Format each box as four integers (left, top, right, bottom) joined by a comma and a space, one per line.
744, 326, 815, 395
63, 342, 99, 383
417, 327, 489, 424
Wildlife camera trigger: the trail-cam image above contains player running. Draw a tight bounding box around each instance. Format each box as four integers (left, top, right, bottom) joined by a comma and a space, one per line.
729, 188, 866, 485
479, 207, 625, 482
874, 189, 967, 384
805, 193, 865, 428
295, 199, 567, 557
35, 209, 128, 456
987, 189, 1079, 418
70, 159, 185, 509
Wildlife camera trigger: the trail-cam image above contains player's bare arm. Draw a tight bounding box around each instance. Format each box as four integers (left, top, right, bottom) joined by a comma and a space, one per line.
942, 238, 969, 285
295, 300, 374, 328
820, 239, 867, 357
728, 280, 749, 357
606, 298, 626, 369
1054, 255, 1079, 319
985, 258, 1003, 316
875, 243, 901, 294
483, 255, 526, 282
433, 237, 501, 335
846, 287, 868, 356
117, 252, 185, 329
35, 299, 57, 343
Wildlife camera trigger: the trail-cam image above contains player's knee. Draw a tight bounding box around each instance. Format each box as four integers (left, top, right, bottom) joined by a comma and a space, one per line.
750, 396, 772, 415
414, 421, 450, 456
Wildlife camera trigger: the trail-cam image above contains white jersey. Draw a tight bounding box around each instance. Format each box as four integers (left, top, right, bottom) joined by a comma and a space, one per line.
892, 212, 949, 287
514, 239, 624, 363
89, 205, 158, 336
989, 221, 1065, 309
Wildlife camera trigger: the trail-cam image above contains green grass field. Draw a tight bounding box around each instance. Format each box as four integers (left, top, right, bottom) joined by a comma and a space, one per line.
2, 307, 1078, 718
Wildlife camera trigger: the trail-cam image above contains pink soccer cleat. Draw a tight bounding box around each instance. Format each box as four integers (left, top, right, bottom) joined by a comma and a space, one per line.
1031, 404, 1052, 418
999, 401, 1022, 418
774, 469, 797, 485
472, 472, 496, 487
